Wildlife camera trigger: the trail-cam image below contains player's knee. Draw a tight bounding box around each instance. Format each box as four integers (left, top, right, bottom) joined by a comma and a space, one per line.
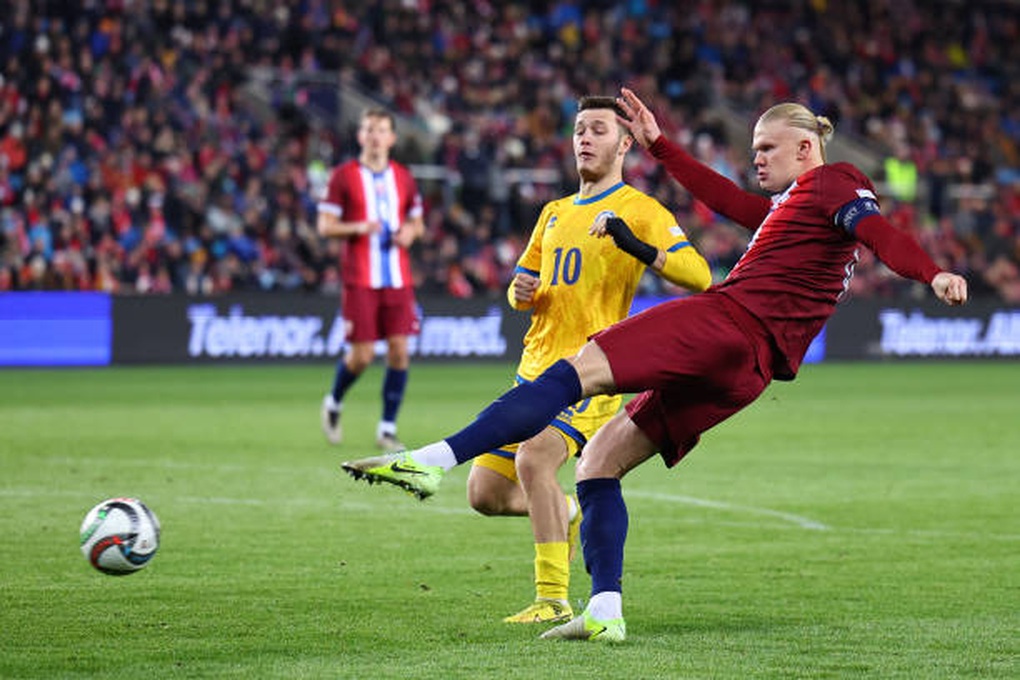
346, 359, 369, 374
346, 346, 374, 372
566, 342, 615, 396
574, 454, 600, 482
515, 447, 562, 490
515, 458, 539, 490
466, 473, 510, 515
466, 485, 506, 516
386, 346, 410, 369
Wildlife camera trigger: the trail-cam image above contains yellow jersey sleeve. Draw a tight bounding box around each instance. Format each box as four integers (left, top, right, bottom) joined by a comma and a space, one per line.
625, 198, 711, 292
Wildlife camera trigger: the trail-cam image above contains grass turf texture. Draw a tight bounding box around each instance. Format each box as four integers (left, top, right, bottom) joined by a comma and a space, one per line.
0, 361, 1016, 679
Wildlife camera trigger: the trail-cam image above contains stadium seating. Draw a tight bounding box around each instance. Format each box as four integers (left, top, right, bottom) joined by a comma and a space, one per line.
0, 1, 1016, 300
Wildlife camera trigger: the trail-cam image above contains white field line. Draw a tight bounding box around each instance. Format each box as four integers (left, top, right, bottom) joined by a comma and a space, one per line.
9, 455, 1019, 540
624, 489, 830, 530
3, 485, 1017, 541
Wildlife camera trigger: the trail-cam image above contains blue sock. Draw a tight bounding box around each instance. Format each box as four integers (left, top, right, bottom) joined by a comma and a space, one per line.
445, 359, 581, 464
381, 367, 408, 424
330, 360, 360, 403
578, 477, 627, 596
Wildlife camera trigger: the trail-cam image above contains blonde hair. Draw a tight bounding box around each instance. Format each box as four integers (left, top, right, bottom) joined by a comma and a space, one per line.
758, 103, 834, 161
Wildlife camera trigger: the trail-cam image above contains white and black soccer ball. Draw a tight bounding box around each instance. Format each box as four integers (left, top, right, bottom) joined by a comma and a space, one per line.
79, 497, 161, 575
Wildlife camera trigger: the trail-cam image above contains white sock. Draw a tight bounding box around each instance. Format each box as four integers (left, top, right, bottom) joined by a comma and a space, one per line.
586, 591, 622, 620
411, 441, 457, 471
377, 421, 396, 438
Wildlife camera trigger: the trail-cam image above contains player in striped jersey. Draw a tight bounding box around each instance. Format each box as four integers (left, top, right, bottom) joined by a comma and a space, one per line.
317, 109, 424, 452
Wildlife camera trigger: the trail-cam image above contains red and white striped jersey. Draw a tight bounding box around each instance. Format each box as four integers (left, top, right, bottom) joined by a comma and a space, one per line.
318, 159, 423, 289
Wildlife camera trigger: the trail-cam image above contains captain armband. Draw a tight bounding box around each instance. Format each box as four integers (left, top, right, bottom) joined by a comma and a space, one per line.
835, 197, 882, 235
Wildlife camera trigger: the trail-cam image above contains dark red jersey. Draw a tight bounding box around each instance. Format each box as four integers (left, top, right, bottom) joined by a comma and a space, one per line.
650, 137, 940, 380
718, 163, 871, 378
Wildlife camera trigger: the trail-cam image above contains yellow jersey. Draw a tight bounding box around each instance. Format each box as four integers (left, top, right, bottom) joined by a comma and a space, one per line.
472, 181, 709, 478
510, 181, 708, 382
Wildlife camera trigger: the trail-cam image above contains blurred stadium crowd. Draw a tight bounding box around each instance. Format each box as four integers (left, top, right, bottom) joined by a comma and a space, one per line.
1, 0, 1018, 300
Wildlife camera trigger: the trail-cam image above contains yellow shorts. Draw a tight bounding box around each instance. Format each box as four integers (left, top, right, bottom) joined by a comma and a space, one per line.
472, 390, 621, 483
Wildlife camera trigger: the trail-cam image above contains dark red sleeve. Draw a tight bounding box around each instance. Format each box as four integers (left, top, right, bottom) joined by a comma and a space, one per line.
854, 213, 941, 284
649, 136, 771, 231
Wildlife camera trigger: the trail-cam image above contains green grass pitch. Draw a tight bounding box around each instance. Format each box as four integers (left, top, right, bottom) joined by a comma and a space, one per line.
1, 361, 1017, 678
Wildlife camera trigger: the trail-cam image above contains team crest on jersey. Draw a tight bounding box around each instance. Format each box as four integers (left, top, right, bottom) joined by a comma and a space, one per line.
593, 210, 616, 230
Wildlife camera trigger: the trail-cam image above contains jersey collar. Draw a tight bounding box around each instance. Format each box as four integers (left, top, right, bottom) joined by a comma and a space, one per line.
574, 181, 625, 205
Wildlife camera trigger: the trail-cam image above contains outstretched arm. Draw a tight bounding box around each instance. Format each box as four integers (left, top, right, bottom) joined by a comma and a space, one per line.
854, 214, 968, 305
616, 88, 770, 230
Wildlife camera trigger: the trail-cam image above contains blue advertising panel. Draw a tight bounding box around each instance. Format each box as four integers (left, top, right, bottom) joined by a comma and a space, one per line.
0, 292, 111, 366
111, 294, 526, 364
1, 292, 1013, 367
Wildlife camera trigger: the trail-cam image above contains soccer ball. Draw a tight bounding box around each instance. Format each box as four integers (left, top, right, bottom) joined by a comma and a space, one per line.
79, 497, 161, 575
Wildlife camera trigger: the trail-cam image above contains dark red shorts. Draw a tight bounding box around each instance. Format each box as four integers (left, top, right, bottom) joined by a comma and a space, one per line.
592, 291, 775, 467
342, 284, 420, 342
